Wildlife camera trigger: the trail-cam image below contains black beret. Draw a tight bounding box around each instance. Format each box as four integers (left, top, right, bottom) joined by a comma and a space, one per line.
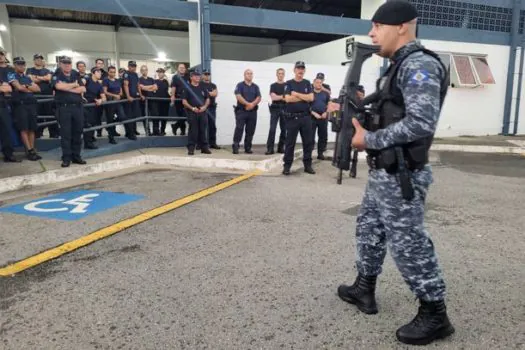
371, 0, 418, 25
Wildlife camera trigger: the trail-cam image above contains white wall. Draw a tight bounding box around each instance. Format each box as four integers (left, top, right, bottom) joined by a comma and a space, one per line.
9, 19, 320, 67
266, 35, 511, 137
210, 59, 349, 146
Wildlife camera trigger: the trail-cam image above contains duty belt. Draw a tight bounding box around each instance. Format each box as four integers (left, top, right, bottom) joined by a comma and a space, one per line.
366, 154, 426, 172
284, 112, 308, 119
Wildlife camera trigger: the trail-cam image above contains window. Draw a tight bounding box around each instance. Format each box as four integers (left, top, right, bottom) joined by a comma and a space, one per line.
436, 52, 495, 88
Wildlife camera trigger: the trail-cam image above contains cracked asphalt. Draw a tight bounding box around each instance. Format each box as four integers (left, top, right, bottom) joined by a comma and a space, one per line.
0, 151, 524, 349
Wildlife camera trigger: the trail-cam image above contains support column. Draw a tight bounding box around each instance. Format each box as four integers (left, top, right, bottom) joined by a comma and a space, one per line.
200, 0, 211, 72
0, 5, 13, 59
188, 0, 202, 68
502, 0, 521, 135
360, 0, 385, 20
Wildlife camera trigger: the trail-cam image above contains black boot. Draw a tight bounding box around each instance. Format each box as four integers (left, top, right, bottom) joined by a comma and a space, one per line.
337, 274, 378, 314
396, 299, 455, 346
304, 164, 316, 174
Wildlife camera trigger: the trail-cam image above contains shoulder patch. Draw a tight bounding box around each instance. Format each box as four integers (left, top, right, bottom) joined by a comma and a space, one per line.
123, 73, 128, 79
7, 72, 16, 81
410, 69, 430, 83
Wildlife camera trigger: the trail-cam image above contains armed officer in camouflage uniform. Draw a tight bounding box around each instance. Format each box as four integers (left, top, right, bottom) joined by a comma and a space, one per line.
337, 1, 455, 346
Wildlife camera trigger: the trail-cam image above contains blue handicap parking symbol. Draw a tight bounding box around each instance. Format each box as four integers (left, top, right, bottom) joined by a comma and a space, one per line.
0, 190, 144, 221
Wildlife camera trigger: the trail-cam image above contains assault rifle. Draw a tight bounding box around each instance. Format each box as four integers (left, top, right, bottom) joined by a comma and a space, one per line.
330, 41, 380, 184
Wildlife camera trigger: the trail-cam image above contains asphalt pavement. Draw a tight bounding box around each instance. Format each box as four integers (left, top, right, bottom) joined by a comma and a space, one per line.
0, 151, 524, 349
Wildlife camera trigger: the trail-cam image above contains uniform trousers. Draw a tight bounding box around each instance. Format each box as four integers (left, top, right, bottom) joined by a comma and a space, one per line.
283, 113, 313, 167
233, 110, 257, 151
355, 166, 446, 302
187, 110, 208, 149
57, 104, 84, 161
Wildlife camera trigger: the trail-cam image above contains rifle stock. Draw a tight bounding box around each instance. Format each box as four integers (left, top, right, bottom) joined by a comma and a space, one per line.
330, 41, 380, 184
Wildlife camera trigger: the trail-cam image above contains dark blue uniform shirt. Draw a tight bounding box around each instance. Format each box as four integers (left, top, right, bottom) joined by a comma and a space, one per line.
270, 82, 286, 106
123, 71, 139, 97
139, 76, 156, 97
51, 70, 84, 104
182, 83, 209, 108
84, 78, 103, 103
0, 66, 15, 83
7, 71, 37, 103
103, 78, 122, 95
311, 90, 330, 114
284, 78, 312, 114
171, 74, 189, 98
234, 81, 261, 111
26, 67, 52, 94
155, 78, 170, 98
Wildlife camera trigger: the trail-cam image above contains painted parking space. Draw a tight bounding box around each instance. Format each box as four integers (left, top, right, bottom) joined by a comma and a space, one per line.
0, 190, 145, 221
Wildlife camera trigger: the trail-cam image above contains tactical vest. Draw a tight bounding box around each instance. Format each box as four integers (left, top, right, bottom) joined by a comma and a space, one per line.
367, 45, 449, 170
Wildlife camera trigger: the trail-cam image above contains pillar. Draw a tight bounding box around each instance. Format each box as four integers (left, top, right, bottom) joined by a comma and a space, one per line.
188, 0, 202, 68
0, 4, 13, 59
360, 0, 386, 20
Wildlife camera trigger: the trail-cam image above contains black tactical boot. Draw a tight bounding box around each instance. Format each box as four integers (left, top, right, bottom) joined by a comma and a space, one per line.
304, 164, 316, 174
337, 274, 378, 314
396, 299, 455, 346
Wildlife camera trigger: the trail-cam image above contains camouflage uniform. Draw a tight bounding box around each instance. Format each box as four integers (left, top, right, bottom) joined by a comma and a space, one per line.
357, 41, 447, 302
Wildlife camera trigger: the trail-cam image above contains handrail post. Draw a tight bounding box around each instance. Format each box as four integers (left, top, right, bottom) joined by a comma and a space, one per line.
145, 98, 150, 136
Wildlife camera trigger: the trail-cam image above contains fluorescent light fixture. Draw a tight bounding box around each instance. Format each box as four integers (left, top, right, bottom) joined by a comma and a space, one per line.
0, 24, 7, 32
157, 52, 167, 61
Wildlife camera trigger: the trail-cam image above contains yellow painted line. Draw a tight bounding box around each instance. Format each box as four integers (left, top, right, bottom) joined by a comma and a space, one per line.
0, 170, 261, 277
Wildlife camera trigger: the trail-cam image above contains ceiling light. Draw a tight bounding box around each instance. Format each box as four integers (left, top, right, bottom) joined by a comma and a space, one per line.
0, 24, 7, 32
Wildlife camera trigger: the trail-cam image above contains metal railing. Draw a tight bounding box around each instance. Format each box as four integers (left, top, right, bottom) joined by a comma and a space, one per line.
33, 95, 186, 136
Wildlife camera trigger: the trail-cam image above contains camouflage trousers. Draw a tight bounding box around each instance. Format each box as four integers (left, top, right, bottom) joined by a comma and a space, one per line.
355, 166, 446, 302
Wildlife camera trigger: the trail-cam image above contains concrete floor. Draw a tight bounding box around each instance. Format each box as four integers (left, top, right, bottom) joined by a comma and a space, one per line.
0, 151, 524, 349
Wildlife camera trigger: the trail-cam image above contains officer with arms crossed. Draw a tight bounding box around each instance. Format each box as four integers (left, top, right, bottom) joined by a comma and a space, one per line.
266, 68, 287, 155
51, 56, 87, 168
337, 1, 454, 346
282, 61, 315, 175
182, 69, 211, 155
8, 57, 42, 161
27, 54, 57, 139
232, 69, 261, 154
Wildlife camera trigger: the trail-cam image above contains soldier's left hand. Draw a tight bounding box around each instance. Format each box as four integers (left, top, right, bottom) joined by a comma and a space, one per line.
351, 118, 367, 151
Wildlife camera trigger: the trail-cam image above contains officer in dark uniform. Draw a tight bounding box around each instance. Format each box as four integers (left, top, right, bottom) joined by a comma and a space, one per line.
170, 63, 189, 135
76, 61, 88, 79
51, 56, 87, 168
314, 72, 331, 96
8, 57, 42, 160
282, 61, 315, 175
310, 76, 330, 160
83, 67, 106, 149
94, 58, 108, 80
200, 69, 220, 149
337, 2, 454, 346
155, 68, 170, 136
266, 68, 287, 155
182, 69, 211, 155
0, 75, 20, 163
233, 69, 261, 154
0, 49, 15, 83
27, 54, 58, 138
123, 61, 141, 137
138, 65, 157, 135
103, 66, 131, 142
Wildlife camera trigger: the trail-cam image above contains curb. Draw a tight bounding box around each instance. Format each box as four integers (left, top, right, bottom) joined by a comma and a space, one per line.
0, 150, 303, 195
430, 144, 525, 154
